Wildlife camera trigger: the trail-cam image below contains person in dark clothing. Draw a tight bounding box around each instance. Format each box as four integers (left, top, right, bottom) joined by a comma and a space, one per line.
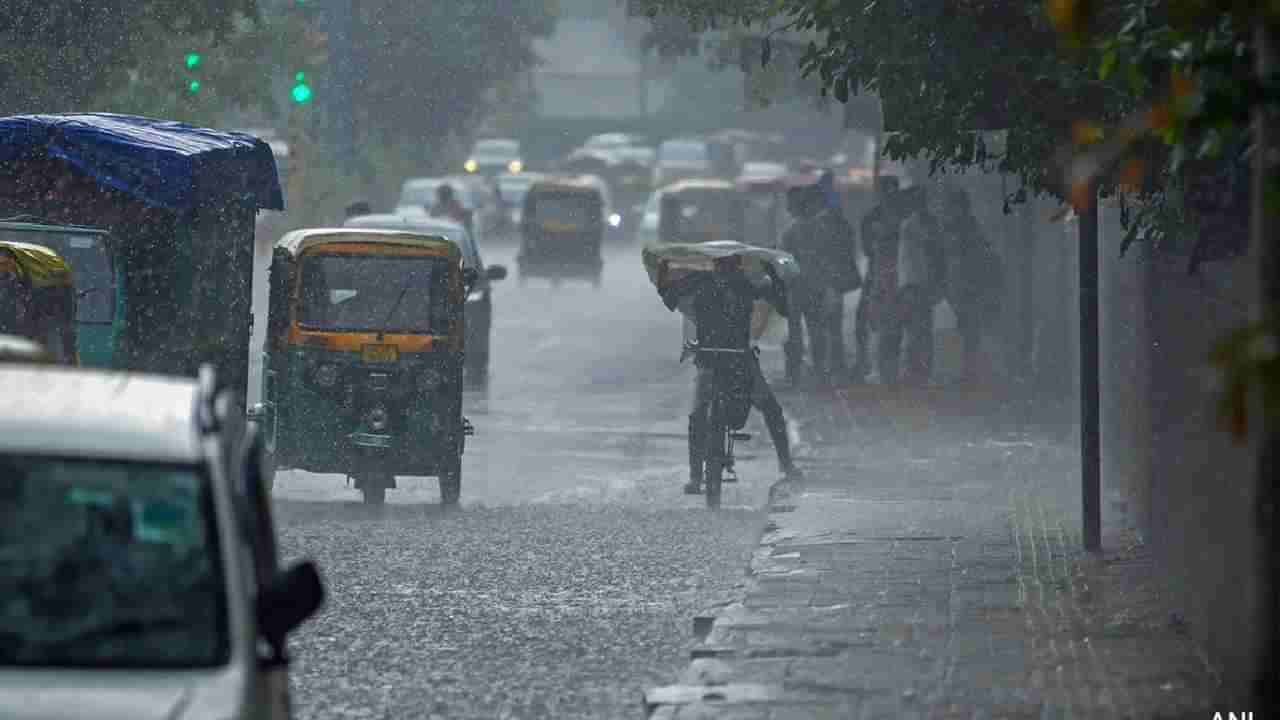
853, 175, 902, 382
659, 255, 799, 494
813, 183, 860, 378
780, 185, 849, 386
941, 186, 1003, 383
880, 185, 947, 387
430, 184, 474, 235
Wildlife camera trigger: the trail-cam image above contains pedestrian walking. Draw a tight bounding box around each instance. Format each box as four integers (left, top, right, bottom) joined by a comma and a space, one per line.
941, 186, 1004, 384
814, 171, 861, 378
879, 185, 946, 388
853, 175, 902, 382
780, 185, 844, 386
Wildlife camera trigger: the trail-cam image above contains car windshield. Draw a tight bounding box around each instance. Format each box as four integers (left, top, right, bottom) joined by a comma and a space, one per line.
0, 229, 113, 324
399, 180, 443, 208
0, 457, 225, 668
528, 192, 600, 227
659, 141, 708, 164
298, 253, 450, 334
474, 140, 518, 158
666, 190, 743, 236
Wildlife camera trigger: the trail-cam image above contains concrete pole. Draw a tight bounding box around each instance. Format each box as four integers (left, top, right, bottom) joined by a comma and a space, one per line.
1079, 183, 1101, 552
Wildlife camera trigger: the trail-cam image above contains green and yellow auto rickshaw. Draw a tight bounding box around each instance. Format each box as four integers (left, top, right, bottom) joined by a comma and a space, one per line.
0, 219, 119, 366
656, 179, 747, 246
254, 228, 476, 505
0, 240, 77, 365
518, 176, 605, 287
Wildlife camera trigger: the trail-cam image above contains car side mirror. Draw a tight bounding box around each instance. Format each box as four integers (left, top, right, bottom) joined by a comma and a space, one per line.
486, 265, 507, 281
257, 560, 325, 653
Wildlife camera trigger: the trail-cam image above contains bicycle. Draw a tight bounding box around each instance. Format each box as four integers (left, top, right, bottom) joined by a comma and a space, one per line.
683, 341, 753, 509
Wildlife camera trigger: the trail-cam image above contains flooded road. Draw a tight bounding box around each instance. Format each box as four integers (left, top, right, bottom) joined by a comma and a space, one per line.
257, 238, 788, 718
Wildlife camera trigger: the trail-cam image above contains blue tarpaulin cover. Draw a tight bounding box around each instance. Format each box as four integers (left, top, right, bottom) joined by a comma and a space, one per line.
0, 113, 284, 212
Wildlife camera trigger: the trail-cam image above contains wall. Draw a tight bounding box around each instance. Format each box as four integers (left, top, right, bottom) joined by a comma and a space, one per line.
1097, 206, 1260, 698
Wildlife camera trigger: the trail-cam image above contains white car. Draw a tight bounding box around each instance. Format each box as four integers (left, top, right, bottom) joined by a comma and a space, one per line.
464, 138, 523, 177
0, 364, 323, 720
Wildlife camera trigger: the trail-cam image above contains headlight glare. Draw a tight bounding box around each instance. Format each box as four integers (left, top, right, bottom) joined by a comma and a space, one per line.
508, 160, 523, 174
314, 363, 339, 388
608, 213, 622, 227
464, 159, 478, 173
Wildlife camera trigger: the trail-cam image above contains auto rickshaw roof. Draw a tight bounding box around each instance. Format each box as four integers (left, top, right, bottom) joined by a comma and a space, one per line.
661, 178, 739, 194
0, 113, 284, 213
0, 240, 73, 288
528, 175, 607, 197
0, 217, 110, 236
0, 365, 202, 462
275, 228, 462, 259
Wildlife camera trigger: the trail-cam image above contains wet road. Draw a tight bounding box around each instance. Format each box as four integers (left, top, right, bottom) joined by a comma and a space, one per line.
255, 236, 790, 718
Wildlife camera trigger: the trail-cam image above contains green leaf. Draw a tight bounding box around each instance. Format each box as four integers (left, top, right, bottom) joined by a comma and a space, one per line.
1099, 47, 1118, 80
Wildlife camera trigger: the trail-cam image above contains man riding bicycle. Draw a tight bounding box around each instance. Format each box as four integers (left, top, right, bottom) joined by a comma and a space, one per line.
658, 254, 801, 495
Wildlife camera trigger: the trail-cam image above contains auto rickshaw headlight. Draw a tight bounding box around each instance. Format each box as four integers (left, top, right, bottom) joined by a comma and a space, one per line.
417, 368, 444, 393
464, 159, 478, 173
608, 212, 622, 227
314, 363, 340, 388
366, 405, 390, 432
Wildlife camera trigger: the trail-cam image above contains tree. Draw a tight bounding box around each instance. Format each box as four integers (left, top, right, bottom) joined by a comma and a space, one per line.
0, 0, 258, 112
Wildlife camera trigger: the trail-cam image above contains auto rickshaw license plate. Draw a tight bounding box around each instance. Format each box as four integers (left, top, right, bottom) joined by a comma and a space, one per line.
362, 344, 398, 364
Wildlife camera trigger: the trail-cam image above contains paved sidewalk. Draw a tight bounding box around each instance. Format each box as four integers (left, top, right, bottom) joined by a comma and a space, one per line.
643, 387, 1226, 719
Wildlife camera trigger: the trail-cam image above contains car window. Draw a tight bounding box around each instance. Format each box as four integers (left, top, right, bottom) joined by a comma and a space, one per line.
659, 141, 709, 164
0, 457, 227, 668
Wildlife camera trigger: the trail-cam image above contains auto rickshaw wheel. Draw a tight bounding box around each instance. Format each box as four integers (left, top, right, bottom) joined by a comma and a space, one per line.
438, 452, 462, 507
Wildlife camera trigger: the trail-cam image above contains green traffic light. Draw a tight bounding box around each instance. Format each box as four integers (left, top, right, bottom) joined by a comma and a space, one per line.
188, 80, 201, 94
291, 76, 312, 104
185, 52, 201, 70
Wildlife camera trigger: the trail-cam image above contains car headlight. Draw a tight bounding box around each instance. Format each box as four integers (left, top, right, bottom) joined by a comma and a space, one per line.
314, 363, 339, 388
366, 405, 389, 432
467, 289, 485, 303
417, 368, 444, 393
508, 160, 523, 174
464, 159, 478, 173
608, 213, 622, 227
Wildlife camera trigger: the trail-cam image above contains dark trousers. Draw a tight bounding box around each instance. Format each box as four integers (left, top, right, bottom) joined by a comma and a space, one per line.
784, 287, 835, 383
853, 289, 872, 378
878, 285, 934, 387
689, 354, 791, 481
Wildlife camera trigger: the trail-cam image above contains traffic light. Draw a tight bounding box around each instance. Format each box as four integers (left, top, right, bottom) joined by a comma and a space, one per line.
183, 51, 203, 95
291, 72, 313, 104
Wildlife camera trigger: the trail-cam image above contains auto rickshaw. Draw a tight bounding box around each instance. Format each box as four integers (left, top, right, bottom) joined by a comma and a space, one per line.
254, 228, 476, 505
656, 179, 747, 246
518, 176, 605, 287
0, 218, 119, 366
0, 240, 77, 365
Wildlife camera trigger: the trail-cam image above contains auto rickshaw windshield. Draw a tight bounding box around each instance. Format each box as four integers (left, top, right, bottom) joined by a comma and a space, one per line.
0, 230, 114, 324
297, 252, 451, 334
529, 192, 601, 227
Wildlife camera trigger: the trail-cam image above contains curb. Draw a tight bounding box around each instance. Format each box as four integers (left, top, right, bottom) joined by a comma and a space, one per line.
640, 418, 816, 718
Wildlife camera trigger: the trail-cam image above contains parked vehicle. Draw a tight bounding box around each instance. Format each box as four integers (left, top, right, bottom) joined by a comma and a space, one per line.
0, 218, 118, 366
344, 213, 507, 387
0, 240, 78, 365
257, 228, 475, 505
657, 179, 746, 246
0, 363, 324, 720
465, 138, 523, 177
518, 176, 605, 287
